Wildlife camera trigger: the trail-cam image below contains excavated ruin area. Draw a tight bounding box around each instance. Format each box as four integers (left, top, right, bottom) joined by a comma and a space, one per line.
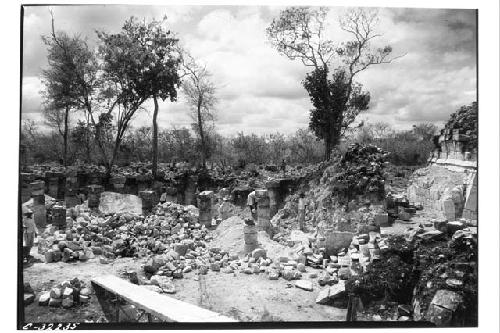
24, 214, 347, 323
22, 137, 477, 325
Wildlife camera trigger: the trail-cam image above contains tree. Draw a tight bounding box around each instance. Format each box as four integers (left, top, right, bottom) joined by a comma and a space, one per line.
289, 128, 324, 163
372, 121, 391, 139
303, 67, 370, 159
41, 12, 87, 166
95, 16, 181, 175
40, 14, 101, 166
70, 120, 94, 163
412, 123, 438, 141
267, 133, 288, 164
116, 17, 181, 178
267, 7, 401, 160
182, 54, 217, 168
42, 107, 67, 142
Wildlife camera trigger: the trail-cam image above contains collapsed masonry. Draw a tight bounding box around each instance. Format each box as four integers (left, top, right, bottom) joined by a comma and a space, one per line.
20, 164, 321, 232
407, 104, 477, 221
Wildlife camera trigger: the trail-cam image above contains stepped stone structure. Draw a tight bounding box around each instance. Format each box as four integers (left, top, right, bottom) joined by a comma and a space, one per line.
407, 106, 477, 221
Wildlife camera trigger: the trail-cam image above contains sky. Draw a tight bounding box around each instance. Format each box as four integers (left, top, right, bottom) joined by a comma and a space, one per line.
21, 5, 477, 136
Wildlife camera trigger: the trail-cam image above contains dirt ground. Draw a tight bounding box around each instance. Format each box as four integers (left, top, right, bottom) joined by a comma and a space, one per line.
23, 256, 346, 322
381, 208, 442, 236
23, 221, 347, 323
22, 202, 440, 323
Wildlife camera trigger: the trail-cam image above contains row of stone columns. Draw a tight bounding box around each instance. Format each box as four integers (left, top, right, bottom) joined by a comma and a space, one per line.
25, 174, 284, 238
22, 169, 226, 213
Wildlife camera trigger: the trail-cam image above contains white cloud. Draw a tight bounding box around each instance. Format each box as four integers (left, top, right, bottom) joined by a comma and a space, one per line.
22, 76, 43, 113
21, 5, 477, 136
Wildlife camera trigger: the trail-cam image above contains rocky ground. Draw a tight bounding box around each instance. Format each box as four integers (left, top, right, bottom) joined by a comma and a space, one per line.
21, 144, 477, 326
23, 216, 347, 323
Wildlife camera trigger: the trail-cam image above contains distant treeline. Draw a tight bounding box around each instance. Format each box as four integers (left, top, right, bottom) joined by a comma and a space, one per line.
20, 120, 437, 168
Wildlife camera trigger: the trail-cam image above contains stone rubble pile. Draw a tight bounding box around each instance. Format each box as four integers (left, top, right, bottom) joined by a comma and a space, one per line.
323, 144, 389, 204
37, 201, 209, 264
344, 219, 477, 325
271, 144, 390, 237
36, 278, 92, 308
411, 226, 477, 326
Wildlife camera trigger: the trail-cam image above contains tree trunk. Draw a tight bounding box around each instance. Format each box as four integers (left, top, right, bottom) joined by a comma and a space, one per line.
86, 103, 110, 169
324, 136, 332, 161
108, 137, 121, 177
197, 97, 206, 168
63, 105, 69, 166
152, 95, 159, 178
85, 114, 91, 163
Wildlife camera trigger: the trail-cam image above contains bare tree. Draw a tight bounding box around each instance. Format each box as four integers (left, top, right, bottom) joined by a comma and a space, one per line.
372, 121, 391, 139
182, 54, 217, 168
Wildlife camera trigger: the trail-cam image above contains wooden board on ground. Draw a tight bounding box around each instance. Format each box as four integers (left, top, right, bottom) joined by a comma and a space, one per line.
91, 275, 237, 323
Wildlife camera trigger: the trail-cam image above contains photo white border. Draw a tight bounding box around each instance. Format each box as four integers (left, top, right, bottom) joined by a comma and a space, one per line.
1, 0, 498, 332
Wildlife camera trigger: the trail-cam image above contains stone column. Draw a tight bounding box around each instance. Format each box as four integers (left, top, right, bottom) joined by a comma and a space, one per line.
87, 184, 104, 209
88, 172, 104, 185
255, 189, 271, 232
110, 175, 126, 194
30, 180, 46, 228
243, 223, 258, 254
45, 172, 61, 199
139, 190, 156, 214
64, 169, 79, 208
21, 173, 34, 204
184, 175, 198, 206
51, 204, 66, 230
197, 191, 214, 228
123, 175, 136, 194
152, 180, 164, 201
136, 174, 152, 194
165, 186, 178, 203
265, 180, 280, 218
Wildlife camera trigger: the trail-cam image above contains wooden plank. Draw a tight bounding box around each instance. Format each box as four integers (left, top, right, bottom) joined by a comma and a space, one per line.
91, 275, 237, 323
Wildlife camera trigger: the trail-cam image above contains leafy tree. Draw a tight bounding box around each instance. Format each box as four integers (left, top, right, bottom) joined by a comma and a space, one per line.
267, 133, 288, 164
289, 128, 324, 163
95, 16, 181, 175
41, 12, 89, 166
117, 17, 182, 178
412, 123, 438, 141
182, 54, 217, 168
267, 7, 401, 160
303, 67, 370, 159
41, 15, 101, 165
70, 120, 94, 163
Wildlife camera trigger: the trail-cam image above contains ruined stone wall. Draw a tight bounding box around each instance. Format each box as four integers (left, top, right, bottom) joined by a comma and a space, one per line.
407, 110, 477, 221
407, 165, 476, 221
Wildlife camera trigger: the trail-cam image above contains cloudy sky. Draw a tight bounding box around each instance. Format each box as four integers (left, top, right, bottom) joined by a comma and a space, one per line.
22, 5, 477, 136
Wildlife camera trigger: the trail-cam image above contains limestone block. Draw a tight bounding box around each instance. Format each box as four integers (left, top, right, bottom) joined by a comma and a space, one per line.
441, 195, 456, 221
425, 289, 464, 326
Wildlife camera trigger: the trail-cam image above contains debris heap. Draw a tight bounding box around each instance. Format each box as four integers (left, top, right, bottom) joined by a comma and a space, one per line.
345, 224, 477, 326
36, 278, 92, 308
271, 144, 389, 237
